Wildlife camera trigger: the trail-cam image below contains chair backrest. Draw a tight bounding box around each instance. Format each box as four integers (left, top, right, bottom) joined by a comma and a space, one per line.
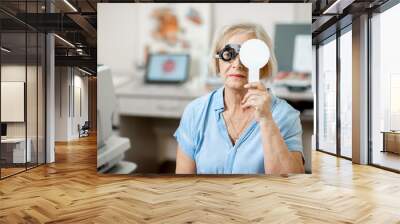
82, 121, 90, 129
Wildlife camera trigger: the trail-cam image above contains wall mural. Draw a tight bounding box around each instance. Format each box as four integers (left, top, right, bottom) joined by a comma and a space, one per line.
137, 4, 211, 82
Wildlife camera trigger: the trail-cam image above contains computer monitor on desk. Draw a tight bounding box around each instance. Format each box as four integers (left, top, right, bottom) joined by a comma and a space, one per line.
97, 65, 135, 174
1, 123, 7, 139
97, 65, 116, 148
145, 54, 190, 84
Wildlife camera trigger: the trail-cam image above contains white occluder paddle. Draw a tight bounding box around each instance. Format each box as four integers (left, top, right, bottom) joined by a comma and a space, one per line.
239, 39, 270, 83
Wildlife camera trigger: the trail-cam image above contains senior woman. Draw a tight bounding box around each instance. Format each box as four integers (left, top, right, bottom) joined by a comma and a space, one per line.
174, 23, 305, 174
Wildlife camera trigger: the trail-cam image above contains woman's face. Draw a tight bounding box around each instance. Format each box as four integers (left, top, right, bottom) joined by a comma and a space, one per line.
218, 32, 255, 90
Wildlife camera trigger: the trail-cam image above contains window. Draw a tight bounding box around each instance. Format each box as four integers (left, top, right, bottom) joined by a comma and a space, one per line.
317, 36, 337, 154
370, 2, 400, 171
339, 28, 352, 158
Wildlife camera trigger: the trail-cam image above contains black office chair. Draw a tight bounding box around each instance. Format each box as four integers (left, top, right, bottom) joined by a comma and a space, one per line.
79, 121, 90, 138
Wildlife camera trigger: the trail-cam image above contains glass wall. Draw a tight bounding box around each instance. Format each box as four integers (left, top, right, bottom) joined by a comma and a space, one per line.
339, 28, 352, 158
1, 31, 28, 177
316, 25, 353, 160
317, 36, 337, 154
371, 3, 400, 171
0, 1, 46, 179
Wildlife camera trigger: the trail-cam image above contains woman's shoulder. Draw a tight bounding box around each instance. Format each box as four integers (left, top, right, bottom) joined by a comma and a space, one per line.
183, 88, 221, 114
270, 95, 303, 139
270, 94, 300, 121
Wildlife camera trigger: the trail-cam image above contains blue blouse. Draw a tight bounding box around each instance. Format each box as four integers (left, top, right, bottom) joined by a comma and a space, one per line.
173, 87, 303, 174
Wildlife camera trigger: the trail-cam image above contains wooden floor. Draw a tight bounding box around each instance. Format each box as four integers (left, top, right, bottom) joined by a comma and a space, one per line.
1, 167, 26, 178
1, 163, 45, 178
372, 150, 400, 171
1, 135, 400, 223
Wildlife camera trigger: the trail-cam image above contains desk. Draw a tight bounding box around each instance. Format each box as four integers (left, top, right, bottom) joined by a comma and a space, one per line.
115, 81, 206, 172
1, 138, 31, 164
381, 131, 400, 154
116, 80, 207, 118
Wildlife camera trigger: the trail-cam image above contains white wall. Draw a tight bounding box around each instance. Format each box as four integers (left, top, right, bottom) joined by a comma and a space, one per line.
1, 66, 26, 128
55, 67, 89, 141
98, 3, 311, 80
98, 3, 138, 78
1, 65, 33, 137
2, 64, 47, 163
55, 67, 70, 141
78, 75, 89, 124
213, 3, 311, 41
72, 74, 89, 138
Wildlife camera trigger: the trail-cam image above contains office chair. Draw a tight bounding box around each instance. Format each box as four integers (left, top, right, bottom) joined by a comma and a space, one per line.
79, 121, 90, 138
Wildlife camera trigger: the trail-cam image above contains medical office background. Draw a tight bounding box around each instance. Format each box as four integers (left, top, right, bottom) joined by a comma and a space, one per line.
97, 3, 313, 174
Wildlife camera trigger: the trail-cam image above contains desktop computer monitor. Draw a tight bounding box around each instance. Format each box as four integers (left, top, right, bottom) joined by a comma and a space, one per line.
1, 123, 7, 138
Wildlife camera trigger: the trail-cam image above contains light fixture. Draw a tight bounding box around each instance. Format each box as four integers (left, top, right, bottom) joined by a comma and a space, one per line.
76, 48, 86, 56
54, 34, 75, 48
322, 0, 354, 15
1, 47, 11, 53
63, 0, 78, 12
78, 67, 92, 76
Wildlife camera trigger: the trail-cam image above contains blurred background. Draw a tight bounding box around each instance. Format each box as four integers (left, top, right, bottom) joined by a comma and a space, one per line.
97, 3, 313, 174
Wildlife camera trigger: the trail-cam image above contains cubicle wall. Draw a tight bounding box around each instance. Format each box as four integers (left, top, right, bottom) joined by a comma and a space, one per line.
0, 2, 47, 179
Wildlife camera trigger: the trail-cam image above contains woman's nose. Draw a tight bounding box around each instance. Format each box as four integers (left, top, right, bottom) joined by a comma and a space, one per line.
231, 56, 244, 69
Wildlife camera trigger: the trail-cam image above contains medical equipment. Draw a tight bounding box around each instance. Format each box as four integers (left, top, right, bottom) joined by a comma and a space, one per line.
239, 39, 270, 82
216, 44, 241, 62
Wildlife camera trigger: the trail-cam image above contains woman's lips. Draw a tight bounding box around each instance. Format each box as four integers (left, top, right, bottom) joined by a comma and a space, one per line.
227, 74, 246, 78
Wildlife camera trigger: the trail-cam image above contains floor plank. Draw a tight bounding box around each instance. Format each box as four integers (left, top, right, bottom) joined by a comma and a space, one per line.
1, 134, 400, 223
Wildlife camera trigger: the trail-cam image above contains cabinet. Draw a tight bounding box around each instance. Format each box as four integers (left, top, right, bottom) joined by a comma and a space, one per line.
382, 131, 400, 154
1, 138, 32, 166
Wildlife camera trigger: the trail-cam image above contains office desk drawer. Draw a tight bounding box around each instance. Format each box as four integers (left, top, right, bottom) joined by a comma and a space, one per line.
118, 96, 191, 118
